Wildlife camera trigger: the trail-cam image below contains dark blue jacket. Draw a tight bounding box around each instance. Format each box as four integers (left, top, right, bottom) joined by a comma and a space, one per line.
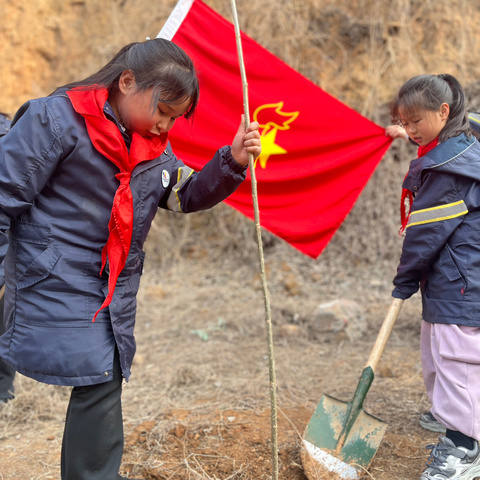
393, 133, 480, 326
0, 114, 9, 287
0, 93, 247, 386
0, 114, 10, 137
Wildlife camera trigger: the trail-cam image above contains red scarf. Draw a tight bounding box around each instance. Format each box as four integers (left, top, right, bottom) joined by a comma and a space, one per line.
67, 87, 168, 321
399, 137, 439, 235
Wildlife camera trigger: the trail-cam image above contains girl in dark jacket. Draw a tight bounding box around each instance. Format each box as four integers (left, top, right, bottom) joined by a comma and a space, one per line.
390, 74, 480, 480
0, 38, 261, 479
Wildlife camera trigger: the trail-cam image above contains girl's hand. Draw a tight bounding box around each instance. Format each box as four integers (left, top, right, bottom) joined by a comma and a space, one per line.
385, 124, 408, 141
231, 115, 262, 167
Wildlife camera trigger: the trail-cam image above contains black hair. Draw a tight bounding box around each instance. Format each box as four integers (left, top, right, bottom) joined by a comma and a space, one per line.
390, 74, 471, 142
54, 38, 199, 119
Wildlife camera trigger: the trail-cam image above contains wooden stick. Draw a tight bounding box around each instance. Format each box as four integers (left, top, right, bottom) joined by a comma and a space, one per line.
229, 2, 278, 479
365, 298, 403, 371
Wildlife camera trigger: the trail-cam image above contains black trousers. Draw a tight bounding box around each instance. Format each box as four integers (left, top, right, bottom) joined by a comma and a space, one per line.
0, 294, 15, 401
61, 348, 124, 480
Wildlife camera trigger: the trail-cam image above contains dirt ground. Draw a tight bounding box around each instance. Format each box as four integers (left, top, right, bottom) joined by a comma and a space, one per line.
0, 215, 442, 480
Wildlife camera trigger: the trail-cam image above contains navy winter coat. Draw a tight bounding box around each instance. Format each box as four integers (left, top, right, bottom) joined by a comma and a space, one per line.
393, 133, 480, 327
0, 113, 10, 288
0, 93, 247, 386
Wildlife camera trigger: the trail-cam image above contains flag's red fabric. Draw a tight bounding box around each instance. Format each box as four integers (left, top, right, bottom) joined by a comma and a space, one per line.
159, 0, 392, 258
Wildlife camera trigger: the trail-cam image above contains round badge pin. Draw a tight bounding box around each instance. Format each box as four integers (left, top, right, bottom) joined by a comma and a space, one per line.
162, 169, 170, 188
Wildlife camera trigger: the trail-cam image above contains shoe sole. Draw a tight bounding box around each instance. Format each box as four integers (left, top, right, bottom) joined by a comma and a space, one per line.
419, 419, 446, 433
420, 464, 480, 480
463, 465, 480, 480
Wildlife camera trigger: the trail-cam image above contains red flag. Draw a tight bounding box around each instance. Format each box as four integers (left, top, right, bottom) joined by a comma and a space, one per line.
158, 0, 392, 258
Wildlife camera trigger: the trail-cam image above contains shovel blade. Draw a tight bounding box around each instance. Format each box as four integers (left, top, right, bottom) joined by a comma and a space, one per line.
302, 394, 387, 479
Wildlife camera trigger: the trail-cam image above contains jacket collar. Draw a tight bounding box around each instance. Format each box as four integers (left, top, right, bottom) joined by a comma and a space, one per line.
403, 133, 478, 191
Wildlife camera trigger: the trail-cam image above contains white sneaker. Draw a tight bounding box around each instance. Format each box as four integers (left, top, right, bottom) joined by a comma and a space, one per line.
420, 436, 480, 480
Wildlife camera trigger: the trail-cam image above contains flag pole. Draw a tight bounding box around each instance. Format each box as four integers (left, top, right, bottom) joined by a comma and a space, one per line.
229, 2, 279, 479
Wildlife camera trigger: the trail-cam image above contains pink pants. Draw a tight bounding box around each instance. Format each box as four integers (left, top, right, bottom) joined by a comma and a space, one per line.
421, 320, 480, 440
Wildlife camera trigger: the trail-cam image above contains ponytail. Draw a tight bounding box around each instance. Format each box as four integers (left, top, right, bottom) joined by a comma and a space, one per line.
436, 74, 470, 141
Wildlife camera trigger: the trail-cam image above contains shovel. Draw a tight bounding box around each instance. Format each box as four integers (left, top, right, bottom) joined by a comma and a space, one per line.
301, 297, 404, 480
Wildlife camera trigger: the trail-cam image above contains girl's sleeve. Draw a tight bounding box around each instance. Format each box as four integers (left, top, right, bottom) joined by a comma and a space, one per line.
392, 170, 468, 299
162, 146, 247, 213
0, 100, 64, 263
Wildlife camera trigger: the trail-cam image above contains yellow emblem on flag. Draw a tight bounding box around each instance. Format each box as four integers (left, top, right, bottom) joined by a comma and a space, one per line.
253, 102, 299, 168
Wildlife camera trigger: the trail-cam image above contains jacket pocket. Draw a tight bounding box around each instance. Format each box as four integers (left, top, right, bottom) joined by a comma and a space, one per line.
11, 222, 62, 289
17, 243, 61, 289
438, 245, 462, 282
426, 245, 465, 301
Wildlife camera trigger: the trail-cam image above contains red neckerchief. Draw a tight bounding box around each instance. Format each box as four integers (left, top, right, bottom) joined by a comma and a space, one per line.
399, 137, 439, 235
67, 87, 168, 321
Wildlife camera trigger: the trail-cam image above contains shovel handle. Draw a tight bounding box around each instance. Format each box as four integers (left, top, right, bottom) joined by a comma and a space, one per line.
334, 298, 404, 452
365, 298, 403, 373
